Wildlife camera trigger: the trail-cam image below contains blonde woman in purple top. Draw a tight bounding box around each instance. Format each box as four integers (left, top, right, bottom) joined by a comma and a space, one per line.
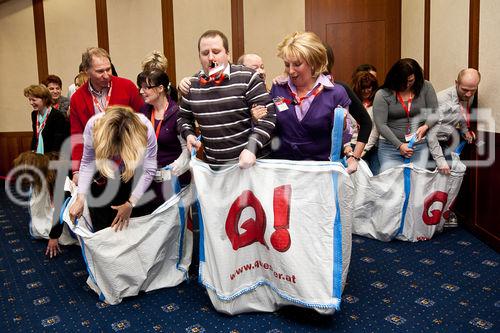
69, 105, 157, 232
269, 32, 359, 171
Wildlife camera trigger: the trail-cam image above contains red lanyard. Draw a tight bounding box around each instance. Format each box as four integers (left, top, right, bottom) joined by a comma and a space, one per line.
460, 102, 471, 127
150, 104, 169, 140
36, 108, 51, 139
396, 92, 413, 134
150, 112, 162, 140
91, 84, 112, 113
289, 84, 324, 106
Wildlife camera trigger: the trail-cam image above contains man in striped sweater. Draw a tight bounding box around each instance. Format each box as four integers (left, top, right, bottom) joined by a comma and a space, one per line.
177, 30, 276, 168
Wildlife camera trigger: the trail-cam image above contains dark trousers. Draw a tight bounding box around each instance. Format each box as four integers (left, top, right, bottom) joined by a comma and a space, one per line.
88, 175, 156, 232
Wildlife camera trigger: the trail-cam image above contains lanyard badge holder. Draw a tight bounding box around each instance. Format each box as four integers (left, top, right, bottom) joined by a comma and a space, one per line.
397, 92, 414, 142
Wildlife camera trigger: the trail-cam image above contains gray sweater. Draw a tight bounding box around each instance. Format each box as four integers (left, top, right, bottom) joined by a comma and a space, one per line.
373, 80, 439, 148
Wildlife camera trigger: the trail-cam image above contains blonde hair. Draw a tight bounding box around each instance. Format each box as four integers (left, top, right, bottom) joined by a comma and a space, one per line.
74, 72, 88, 87
141, 51, 168, 73
23, 84, 52, 107
93, 106, 148, 182
277, 31, 327, 78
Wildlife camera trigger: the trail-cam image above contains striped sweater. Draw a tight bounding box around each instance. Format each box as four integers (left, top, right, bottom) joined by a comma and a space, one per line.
177, 64, 276, 164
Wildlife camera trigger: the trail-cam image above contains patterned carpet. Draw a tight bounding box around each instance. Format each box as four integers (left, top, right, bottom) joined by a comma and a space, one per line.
0, 181, 498, 332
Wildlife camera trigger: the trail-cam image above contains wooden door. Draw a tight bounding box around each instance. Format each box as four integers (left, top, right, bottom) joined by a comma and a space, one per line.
306, 0, 401, 84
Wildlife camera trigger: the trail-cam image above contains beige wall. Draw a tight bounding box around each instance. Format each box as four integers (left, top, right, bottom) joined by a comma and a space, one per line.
1, 1, 498, 135
173, 0, 232, 81
429, 0, 469, 92
478, 0, 500, 133
107, 0, 163, 82
0, 0, 38, 132
401, 0, 424, 66
244, 0, 305, 85
44, 0, 97, 95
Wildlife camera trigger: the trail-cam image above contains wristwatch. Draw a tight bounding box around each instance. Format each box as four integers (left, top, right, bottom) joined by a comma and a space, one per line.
347, 152, 361, 161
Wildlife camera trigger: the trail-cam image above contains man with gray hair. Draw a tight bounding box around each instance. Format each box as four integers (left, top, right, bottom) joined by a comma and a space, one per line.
70, 47, 144, 184
427, 68, 480, 175
237, 53, 266, 83
427, 68, 480, 227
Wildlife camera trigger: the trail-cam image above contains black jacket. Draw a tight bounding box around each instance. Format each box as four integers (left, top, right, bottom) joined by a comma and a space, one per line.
30, 108, 69, 153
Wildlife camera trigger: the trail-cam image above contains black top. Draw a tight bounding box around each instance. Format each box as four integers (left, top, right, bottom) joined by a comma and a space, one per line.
337, 81, 373, 143
30, 109, 69, 153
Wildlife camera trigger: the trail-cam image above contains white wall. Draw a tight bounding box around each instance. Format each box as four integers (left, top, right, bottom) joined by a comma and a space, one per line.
0, 0, 39, 132
107, 0, 163, 82
44, 0, 98, 93
478, 0, 500, 133
429, 0, 469, 92
401, 0, 424, 66
173, 0, 232, 82
244, 0, 305, 86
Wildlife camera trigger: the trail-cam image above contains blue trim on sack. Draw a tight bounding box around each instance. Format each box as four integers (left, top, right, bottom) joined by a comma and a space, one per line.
191, 135, 201, 158
328, 106, 345, 304
59, 196, 77, 239
161, 165, 189, 282
330, 107, 345, 162
74, 217, 105, 302
455, 141, 466, 155
195, 199, 205, 284
59, 197, 71, 224
201, 278, 341, 311
398, 135, 417, 235
331, 172, 343, 304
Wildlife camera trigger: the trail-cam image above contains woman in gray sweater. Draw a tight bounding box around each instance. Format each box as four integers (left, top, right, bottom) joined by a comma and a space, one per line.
373, 58, 438, 173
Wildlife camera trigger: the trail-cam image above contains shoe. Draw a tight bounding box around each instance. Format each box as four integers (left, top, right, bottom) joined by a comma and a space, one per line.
444, 212, 458, 227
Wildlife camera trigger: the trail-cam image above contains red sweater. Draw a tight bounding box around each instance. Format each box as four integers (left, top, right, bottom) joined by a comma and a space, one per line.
70, 76, 144, 172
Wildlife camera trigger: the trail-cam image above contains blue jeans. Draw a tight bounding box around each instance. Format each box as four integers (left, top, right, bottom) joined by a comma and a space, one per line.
378, 139, 429, 173
363, 146, 381, 175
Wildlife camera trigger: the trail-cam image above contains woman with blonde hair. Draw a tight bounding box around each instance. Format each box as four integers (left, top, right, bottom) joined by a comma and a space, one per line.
269, 32, 354, 166
141, 50, 168, 73
69, 105, 157, 232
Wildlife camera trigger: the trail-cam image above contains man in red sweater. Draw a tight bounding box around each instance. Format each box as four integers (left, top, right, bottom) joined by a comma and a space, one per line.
70, 47, 144, 184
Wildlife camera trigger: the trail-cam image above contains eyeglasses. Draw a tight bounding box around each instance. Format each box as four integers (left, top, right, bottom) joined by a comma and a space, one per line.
140, 85, 159, 90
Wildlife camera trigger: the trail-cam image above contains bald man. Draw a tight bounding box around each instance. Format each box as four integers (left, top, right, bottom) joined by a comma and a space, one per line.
428, 68, 480, 175
237, 53, 266, 83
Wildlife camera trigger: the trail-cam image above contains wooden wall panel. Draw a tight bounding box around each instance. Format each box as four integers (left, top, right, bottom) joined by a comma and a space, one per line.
0, 132, 33, 176
32, 0, 48, 82
95, 0, 109, 52
457, 132, 500, 252
162, 0, 176, 84
305, 0, 401, 83
326, 20, 386, 83
231, 0, 244, 62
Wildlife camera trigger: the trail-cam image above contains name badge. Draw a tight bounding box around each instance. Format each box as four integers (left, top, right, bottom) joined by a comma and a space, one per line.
405, 133, 415, 142
154, 169, 171, 182
273, 97, 289, 112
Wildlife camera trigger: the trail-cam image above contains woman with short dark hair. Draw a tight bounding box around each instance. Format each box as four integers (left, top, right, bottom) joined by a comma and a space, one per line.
43, 74, 70, 116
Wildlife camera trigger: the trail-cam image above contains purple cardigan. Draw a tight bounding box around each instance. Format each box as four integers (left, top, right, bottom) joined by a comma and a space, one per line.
270, 82, 351, 161
140, 97, 182, 168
